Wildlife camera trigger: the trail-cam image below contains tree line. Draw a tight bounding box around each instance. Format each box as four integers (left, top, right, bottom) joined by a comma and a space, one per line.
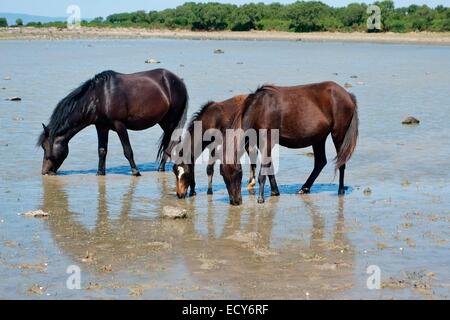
1, 1, 449, 32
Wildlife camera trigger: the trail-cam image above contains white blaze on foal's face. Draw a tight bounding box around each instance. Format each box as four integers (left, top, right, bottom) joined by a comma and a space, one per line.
178, 166, 185, 180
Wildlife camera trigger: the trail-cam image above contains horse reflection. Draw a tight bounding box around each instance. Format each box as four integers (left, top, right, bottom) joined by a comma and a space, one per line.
43, 177, 354, 298
179, 195, 354, 299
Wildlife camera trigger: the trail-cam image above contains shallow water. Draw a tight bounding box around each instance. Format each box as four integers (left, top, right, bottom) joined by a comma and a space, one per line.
0, 39, 449, 299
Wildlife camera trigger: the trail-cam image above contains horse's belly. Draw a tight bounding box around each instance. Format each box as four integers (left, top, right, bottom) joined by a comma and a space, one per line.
125, 117, 161, 130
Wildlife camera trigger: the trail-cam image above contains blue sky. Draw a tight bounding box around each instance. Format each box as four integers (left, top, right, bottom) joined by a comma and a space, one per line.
0, 0, 447, 18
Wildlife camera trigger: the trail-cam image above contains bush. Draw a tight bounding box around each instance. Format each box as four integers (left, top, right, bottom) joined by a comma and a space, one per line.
0, 17, 8, 27
15, 2, 450, 33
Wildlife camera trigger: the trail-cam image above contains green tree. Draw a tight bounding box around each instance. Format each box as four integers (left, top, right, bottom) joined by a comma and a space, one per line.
287, 1, 333, 32
0, 17, 8, 27
15, 18, 23, 26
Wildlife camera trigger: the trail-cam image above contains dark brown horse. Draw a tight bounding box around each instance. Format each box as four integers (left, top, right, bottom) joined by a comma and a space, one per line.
38, 68, 188, 175
221, 81, 359, 205
173, 95, 262, 199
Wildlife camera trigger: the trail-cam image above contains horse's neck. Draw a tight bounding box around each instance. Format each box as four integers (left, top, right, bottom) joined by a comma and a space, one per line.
61, 123, 89, 143
189, 125, 204, 164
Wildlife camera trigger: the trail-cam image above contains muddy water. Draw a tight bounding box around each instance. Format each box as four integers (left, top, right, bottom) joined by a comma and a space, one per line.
0, 39, 449, 299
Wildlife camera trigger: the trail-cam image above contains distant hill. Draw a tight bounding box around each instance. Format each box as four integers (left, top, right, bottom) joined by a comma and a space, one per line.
0, 12, 90, 25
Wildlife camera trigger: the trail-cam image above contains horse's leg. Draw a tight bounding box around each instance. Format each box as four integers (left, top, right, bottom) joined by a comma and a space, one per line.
269, 174, 280, 196
338, 164, 346, 195
114, 121, 141, 176
332, 135, 346, 195
207, 163, 214, 195
96, 125, 109, 176
245, 143, 257, 190
257, 166, 268, 204
298, 139, 327, 194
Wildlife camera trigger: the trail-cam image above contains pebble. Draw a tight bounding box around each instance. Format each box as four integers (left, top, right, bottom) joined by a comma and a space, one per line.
145, 58, 160, 64
402, 116, 420, 125
162, 205, 187, 219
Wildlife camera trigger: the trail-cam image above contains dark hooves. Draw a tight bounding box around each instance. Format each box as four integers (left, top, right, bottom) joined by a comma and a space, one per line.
207, 189, 213, 195
132, 170, 141, 177
338, 189, 345, 195
271, 191, 280, 196
257, 197, 265, 204
298, 188, 310, 194
189, 191, 197, 197
158, 167, 165, 172
96, 171, 106, 176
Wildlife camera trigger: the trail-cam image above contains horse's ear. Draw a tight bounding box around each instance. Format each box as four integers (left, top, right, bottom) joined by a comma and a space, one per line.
42, 123, 49, 136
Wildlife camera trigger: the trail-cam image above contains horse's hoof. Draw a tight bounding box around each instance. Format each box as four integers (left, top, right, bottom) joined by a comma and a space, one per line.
189, 191, 197, 197
298, 188, 310, 194
96, 171, 105, 176
132, 170, 141, 177
338, 189, 345, 196
207, 189, 213, 195
271, 191, 280, 196
158, 167, 165, 172
257, 197, 265, 204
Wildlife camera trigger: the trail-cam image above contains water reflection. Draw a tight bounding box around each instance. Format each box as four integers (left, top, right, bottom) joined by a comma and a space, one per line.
42, 176, 354, 298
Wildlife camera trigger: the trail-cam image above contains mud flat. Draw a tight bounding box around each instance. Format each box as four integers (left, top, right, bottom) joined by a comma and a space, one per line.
1, 27, 450, 45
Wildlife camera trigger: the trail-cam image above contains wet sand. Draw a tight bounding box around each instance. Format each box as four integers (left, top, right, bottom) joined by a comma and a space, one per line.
1, 27, 450, 45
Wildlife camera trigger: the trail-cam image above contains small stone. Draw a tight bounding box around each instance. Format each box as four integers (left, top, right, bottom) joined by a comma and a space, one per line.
214, 49, 224, 54
162, 205, 187, 219
332, 73, 338, 76
21, 209, 48, 218
402, 179, 411, 187
145, 58, 160, 64
350, 75, 358, 78
363, 187, 372, 196
344, 82, 353, 88
402, 116, 420, 125
6, 96, 21, 101
4, 76, 11, 80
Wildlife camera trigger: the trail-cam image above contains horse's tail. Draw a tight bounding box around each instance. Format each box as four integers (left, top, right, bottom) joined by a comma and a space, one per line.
335, 93, 359, 171
156, 72, 189, 162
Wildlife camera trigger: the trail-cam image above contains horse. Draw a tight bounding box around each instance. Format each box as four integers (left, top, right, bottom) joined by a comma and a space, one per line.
172, 95, 265, 199
220, 81, 359, 205
37, 68, 188, 176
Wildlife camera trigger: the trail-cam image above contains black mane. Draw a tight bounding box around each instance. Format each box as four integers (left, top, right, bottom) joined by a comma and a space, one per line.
186, 100, 215, 132
37, 70, 116, 146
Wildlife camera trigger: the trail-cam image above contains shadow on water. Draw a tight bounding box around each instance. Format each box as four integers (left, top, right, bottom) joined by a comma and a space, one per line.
41, 176, 355, 298
211, 183, 353, 204
58, 162, 173, 175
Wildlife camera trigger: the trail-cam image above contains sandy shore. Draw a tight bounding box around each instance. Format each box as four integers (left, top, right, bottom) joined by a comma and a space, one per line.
1, 27, 450, 45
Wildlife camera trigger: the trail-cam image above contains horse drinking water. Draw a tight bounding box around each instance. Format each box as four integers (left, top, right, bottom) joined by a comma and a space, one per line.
221, 81, 359, 205
172, 95, 263, 199
38, 69, 188, 175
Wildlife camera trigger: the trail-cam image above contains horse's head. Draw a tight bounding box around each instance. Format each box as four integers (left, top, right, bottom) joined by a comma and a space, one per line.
39, 124, 69, 175
220, 163, 243, 205
173, 163, 194, 198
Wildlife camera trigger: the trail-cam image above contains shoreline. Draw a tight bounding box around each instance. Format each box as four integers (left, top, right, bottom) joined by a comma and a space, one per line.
1, 27, 450, 45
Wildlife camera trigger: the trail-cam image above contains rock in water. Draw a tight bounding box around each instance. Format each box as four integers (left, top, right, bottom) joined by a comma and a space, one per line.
363, 187, 372, 196
214, 49, 224, 54
145, 58, 160, 64
21, 210, 49, 218
7, 96, 21, 101
344, 83, 352, 88
162, 206, 187, 219
402, 116, 420, 125
3, 76, 11, 80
